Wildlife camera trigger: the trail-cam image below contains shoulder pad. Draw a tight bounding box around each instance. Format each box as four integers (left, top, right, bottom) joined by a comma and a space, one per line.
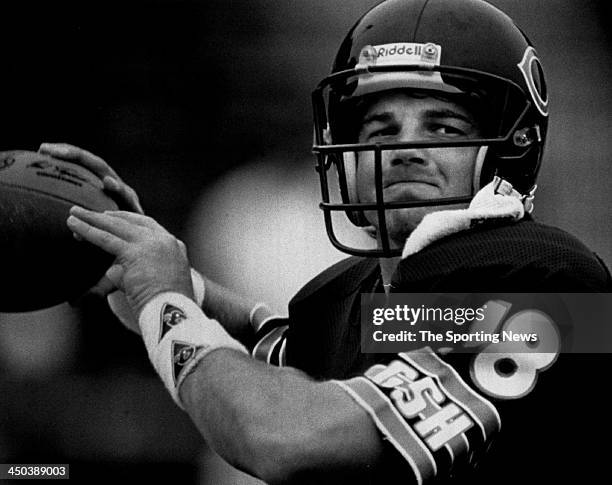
393, 219, 612, 291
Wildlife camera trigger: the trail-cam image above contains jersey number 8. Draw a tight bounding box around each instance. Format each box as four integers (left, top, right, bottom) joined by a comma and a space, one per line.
468, 300, 560, 399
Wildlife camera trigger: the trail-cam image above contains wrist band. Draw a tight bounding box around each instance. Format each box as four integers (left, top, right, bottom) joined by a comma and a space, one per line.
106, 267, 205, 333
138, 292, 248, 407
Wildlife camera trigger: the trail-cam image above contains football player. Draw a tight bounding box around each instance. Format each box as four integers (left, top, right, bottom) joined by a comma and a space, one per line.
59, 0, 611, 483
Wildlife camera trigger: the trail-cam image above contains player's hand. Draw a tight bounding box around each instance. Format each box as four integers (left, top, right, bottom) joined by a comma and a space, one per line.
40, 142, 145, 299
67, 206, 194, 319
38, 142, 143, 214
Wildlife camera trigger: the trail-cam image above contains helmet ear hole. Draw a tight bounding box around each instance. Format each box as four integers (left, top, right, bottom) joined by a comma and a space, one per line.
483, 141, 543, 195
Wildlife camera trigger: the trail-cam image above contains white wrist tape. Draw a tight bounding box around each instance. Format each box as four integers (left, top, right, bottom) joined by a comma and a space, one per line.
138, 292, 248, 408
108, 267, 206, 333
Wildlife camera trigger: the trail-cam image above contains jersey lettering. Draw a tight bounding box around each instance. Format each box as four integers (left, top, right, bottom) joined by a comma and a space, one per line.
366, 359, 473, 451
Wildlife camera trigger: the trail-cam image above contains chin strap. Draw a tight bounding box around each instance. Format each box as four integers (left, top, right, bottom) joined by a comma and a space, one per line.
401, 176, 526, 259
521, 184, 537, 214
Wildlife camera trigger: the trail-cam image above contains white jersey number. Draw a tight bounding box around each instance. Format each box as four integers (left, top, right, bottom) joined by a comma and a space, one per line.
470, 301, 560, 399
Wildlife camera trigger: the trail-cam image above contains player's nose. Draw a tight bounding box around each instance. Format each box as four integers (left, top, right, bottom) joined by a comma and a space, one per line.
385, 123, 428, 167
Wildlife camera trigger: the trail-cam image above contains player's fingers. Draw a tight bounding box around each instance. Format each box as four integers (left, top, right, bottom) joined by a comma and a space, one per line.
104, 210, 162, 230
69, 206, 143, 242
88, 273, 120, 298
103, 176, 144, 214
104, 264, 125, 289
177, 239, 188, 257
67, 213, 129, 256
38, 143, 144, 214
38, 143, 121, 179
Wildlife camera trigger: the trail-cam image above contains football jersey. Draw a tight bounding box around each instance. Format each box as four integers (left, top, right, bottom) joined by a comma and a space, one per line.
252, 219, 612, 483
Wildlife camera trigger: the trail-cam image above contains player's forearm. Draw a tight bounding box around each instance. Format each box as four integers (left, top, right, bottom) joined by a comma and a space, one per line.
179, 349, 385, 484
131, 292, 386, 482
199, 276, 258, 345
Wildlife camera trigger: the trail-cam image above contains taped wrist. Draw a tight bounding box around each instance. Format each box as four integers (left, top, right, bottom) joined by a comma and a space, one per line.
107, 267, 205, 333
138, 292, 248, 408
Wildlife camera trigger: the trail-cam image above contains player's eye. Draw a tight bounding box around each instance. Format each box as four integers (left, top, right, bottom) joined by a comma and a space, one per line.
428, 121, 471, 138
363, 124, 399, 141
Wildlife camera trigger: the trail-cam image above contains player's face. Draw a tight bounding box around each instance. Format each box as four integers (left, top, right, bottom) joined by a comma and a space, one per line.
355, 90, 482, 248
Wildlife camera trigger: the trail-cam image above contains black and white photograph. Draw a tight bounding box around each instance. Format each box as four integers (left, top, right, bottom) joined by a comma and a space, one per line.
1, 0, 611, 483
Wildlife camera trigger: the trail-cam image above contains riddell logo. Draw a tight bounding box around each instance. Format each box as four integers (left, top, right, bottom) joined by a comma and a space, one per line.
360, 43, 442, 66
376, 44, 424, 58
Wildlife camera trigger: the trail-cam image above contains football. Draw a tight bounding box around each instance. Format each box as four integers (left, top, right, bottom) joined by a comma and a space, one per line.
0, 150, 118, 312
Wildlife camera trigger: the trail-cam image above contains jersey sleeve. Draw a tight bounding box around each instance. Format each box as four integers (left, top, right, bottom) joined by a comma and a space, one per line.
333, 349, 504, 484
250, 316, 289, 366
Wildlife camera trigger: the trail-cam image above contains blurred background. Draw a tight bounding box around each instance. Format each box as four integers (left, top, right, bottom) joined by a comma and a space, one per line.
1, 0, 611, 483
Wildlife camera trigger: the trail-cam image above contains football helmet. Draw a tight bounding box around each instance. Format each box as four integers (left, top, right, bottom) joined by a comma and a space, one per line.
312, 0, 549, 257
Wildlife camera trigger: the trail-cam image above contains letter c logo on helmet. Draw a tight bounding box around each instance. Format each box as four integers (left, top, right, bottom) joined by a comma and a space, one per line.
518, 47, 549, 117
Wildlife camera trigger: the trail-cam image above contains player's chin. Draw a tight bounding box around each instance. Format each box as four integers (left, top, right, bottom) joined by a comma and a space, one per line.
364, 207, 429, 243
387, 207, 430, 237
384, 198, 473, 242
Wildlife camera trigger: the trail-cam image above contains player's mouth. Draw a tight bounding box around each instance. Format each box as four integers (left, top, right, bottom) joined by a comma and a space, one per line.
382, 179, 439, 201
384, 179, 437, 188
383, 171, 438, 189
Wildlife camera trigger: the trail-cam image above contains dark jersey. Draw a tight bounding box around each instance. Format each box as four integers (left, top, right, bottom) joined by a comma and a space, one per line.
252, 219, 612, 483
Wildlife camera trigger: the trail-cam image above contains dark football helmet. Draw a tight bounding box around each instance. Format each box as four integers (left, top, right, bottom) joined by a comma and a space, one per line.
312, 0, 549, 257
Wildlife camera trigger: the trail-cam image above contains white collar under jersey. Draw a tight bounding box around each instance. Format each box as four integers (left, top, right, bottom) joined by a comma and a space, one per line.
401, 176, 528, 259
